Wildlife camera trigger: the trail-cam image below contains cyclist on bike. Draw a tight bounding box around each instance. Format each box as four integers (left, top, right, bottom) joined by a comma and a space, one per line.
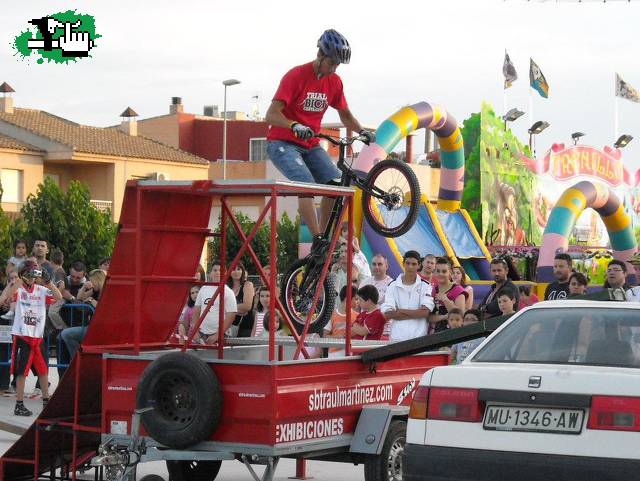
265, 29, 375, 257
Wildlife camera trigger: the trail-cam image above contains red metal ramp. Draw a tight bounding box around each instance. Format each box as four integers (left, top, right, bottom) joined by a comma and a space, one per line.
1, 180, 214, 479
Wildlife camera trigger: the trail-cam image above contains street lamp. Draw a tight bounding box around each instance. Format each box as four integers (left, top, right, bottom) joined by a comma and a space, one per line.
571, 132, 585, 145
502, 108, 525, 129
527, 120, 550, 156
222, 78, 241, 180
614, 134, 633, 149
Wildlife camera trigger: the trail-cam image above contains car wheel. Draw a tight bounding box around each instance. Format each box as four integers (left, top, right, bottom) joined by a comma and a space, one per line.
136, 352, 222, 449
139, 475, 165, 481
364, 420, 406, 481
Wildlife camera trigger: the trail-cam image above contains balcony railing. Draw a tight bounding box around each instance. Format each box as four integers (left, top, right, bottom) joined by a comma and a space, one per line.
90, 199, 113, 213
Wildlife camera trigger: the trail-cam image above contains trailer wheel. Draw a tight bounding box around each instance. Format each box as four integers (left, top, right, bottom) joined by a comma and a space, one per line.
166, 460, 222, 481
364, 420, 406, 481
137, 352, 222, 449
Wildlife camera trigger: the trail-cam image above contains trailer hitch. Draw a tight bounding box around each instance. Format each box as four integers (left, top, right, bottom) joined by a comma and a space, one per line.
91, 407, 152, 481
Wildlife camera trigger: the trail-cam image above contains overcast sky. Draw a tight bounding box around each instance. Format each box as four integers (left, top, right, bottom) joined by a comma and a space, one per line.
2, 0, 640, 168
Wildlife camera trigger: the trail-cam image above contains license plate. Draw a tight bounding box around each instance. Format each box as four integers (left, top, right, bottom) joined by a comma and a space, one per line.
483, 405, 584, 434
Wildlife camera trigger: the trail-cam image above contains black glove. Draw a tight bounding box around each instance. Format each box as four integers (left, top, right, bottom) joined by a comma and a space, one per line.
291, 122, 314, 141
359, 129, 376, 145
40, 268, 51, 285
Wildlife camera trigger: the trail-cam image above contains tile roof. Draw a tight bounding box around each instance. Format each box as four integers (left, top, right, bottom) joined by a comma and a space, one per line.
0, 132, 42, 152
0, 108, 208, 165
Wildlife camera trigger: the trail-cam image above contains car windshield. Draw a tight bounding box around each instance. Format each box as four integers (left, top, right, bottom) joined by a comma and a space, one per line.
472, 307, 640, 368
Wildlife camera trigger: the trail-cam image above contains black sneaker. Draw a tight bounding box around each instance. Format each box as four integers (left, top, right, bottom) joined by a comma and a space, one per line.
14, 402, 32, 417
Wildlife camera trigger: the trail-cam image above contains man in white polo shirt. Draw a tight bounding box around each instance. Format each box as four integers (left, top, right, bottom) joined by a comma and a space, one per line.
380, 250, 434, 342
192, 261, 237, 344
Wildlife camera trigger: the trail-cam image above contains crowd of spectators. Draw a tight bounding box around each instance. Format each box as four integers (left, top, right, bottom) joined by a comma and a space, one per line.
183, 238, 640, 368
7, 228, 640, 416
0, 239, 109, 416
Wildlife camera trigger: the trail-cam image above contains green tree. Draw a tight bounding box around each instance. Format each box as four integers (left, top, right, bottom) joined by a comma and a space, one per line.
207, 211, 271, 274
10, 177, 116, 269
276, 212, 300, 273
207, 210, 300, 276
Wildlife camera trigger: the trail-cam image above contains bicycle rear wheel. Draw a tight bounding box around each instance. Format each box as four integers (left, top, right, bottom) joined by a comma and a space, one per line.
280, 258, 335, 335
361, 159, 420, 237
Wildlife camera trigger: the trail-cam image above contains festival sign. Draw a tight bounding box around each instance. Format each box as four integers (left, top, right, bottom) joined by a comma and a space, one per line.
518, 143, 639, 247
520, 144, 634, 188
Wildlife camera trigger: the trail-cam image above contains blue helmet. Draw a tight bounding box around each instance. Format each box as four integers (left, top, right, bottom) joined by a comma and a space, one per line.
317, 29, 351, 65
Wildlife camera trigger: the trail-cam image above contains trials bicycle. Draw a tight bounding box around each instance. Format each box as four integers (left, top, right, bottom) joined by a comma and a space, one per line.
279, 133, 421, 334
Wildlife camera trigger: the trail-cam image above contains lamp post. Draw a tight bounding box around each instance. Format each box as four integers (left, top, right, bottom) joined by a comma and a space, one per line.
571, 132, 585, 146
527, 120, 549, 157
222, 78, 241, 180
502, 108, 525, 129
614, 134, 633, 149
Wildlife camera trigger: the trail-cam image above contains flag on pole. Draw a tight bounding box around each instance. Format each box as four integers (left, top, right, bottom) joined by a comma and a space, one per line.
616, 73, 640, 103
503, 51, 517, 89
529, 58, 549, 99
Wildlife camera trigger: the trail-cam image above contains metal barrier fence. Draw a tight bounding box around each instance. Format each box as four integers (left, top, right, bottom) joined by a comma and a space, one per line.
0, 303, 95, 371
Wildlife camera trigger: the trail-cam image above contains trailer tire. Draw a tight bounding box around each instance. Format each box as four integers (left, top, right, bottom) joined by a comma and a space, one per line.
166, 460, 222, 481
364, 420, 406, 481
137, 352, 222, 449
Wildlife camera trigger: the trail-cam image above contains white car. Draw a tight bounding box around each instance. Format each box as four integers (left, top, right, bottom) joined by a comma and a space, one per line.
404, 300, 640, 481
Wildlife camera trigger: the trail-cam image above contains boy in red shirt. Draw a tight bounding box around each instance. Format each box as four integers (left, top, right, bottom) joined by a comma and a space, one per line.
0, 260, 62, 416
353, 285, 387, 341
265, 29, 374, 256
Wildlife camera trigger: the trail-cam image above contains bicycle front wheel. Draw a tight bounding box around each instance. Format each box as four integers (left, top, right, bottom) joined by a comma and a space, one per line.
361, 159, 421, 237
280, 258, 336, 335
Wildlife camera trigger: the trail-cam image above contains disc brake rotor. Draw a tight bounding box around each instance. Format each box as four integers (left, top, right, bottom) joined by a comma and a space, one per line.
383, 186, 403, 210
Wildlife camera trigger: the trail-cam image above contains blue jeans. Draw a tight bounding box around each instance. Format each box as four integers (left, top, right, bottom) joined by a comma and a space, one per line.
61, 326, 88, 360
267, 141, 341, 184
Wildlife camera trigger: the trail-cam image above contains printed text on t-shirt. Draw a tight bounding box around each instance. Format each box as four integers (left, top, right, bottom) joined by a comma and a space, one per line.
301, 92, 328, 112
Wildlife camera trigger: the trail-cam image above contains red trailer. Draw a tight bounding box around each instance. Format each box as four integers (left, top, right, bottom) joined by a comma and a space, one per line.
0, 180, 447, 481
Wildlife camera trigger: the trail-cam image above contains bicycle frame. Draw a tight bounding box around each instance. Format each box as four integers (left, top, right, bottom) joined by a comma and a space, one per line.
293, 136, 371, 304
319, 135, 389, 244
291, 136, 362, 309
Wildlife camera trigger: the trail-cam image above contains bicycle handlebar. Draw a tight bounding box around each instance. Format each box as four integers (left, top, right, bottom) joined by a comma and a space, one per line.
315, 132, 369, 146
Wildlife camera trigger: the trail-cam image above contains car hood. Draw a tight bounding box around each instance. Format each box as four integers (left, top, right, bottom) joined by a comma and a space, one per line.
427, 362, 640, 396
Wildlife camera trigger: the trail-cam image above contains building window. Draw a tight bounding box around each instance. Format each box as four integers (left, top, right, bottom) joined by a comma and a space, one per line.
0, 169, 23, 203
250, 138, 268, 161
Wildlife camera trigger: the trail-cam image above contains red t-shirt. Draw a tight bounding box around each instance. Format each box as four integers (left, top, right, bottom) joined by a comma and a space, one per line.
419, 273, 438, 289
355, 309, 387, 340
267, 62, 348, 149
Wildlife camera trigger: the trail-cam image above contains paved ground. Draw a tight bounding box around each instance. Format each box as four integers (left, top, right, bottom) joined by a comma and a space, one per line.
0, 372, 366, 480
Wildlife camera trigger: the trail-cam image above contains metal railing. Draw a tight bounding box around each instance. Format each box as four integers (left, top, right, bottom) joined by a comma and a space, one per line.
90, 199, 113, 213
0, 303, 95, 371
